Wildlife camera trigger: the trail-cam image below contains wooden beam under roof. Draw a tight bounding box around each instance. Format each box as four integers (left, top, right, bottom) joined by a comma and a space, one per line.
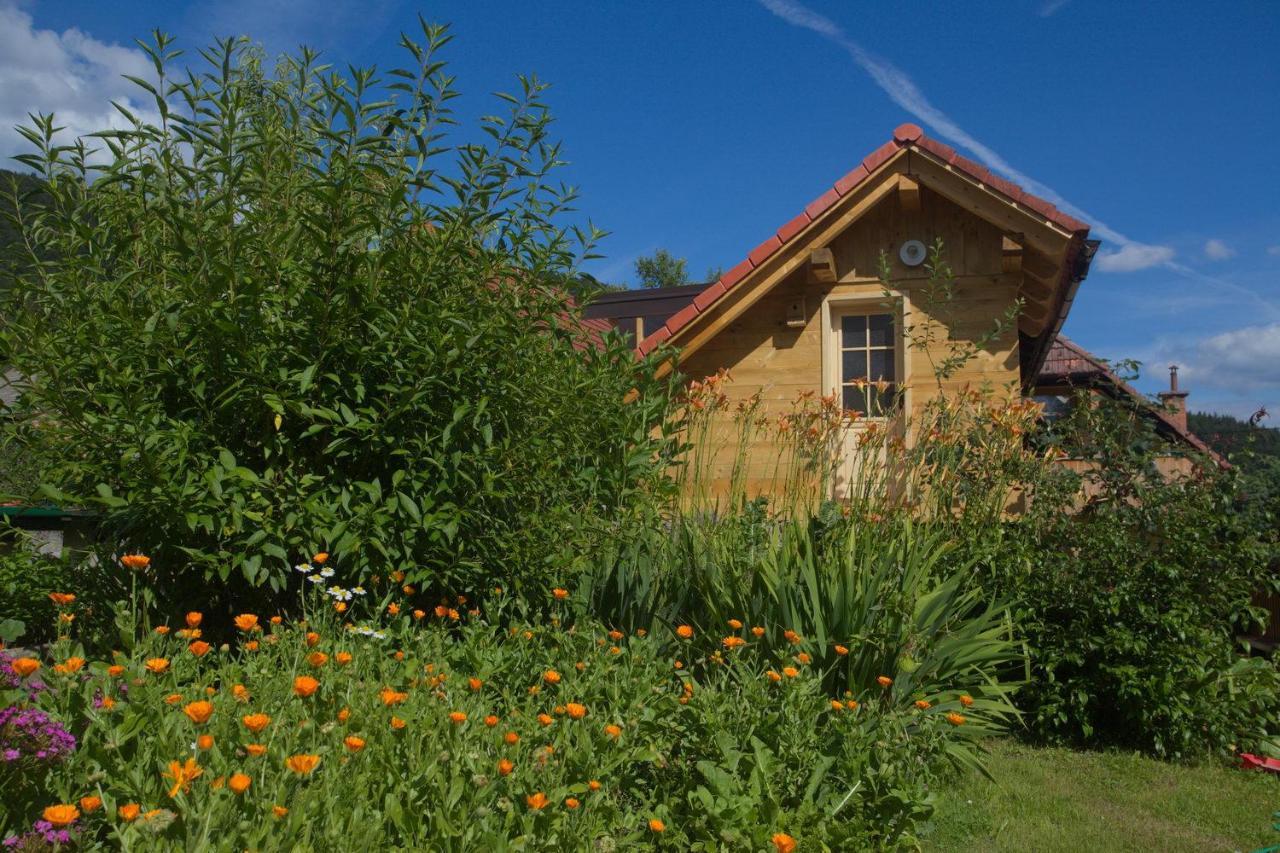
807, 248, 837, 283
898, 174, 921, 213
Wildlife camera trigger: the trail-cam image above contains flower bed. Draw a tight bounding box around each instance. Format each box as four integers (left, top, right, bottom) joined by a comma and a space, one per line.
0, 558, 1000, 849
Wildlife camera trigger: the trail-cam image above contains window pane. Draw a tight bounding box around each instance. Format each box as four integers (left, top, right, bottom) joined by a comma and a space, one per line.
868, 313, 893, 347
869, 349, 895, 381
841, 315, 866, 347
841, 350, 867, 383
842, 385, 868, 414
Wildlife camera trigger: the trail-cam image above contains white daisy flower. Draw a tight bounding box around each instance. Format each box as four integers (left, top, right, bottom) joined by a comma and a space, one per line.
294, 563, 313, 573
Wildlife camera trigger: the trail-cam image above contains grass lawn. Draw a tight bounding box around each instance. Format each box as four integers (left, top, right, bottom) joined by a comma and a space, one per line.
924, 740, 1280, 852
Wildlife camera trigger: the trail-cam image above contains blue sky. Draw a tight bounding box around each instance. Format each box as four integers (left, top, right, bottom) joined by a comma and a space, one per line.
3, 1, 1278, 419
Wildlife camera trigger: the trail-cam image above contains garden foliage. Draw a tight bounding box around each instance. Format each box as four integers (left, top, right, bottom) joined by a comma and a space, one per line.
0, 26, 674, 612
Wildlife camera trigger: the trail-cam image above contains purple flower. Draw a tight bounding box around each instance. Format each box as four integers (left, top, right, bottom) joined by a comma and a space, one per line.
2, 820, 72, 851
0, 706, 76, 767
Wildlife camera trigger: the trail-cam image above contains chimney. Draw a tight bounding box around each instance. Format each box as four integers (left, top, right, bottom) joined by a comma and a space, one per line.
1157, 365, 1189, 432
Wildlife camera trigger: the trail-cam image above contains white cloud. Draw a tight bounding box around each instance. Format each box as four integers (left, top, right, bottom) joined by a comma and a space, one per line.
0, 2, 159, 162
1156, 323, 1280, 400
1203, 238, 1235, 260
1094, 243, 1176, 273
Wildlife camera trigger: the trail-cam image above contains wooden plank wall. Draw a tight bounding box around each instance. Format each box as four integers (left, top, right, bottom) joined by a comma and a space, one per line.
679, 186, 1022, 504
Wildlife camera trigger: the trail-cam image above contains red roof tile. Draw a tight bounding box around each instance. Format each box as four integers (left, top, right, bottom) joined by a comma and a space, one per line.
633, 124, 1093, 359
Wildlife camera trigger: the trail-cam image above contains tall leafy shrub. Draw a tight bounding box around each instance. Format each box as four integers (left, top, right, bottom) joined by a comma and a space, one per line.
0, 25, 674, 608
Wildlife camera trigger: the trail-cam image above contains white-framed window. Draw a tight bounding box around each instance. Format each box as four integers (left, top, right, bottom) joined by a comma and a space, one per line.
838, 312, 898, 416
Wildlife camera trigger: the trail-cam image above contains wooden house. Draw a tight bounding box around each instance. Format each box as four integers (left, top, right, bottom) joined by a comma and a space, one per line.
585, 124, 1218, 496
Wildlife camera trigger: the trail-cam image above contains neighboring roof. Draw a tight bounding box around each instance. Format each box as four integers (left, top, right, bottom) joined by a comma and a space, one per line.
1034, 335, 1225, 465
630, 123, 1095, 382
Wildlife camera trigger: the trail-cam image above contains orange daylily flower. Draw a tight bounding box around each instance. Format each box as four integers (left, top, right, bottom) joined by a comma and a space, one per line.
229, 773, 251, 795
146, 658, 170, 675
285, 754, 321, 775
121, 554, 150, 570
242, 713, 271, 733
183, 701, 214, 725
344, 736, 366, 752
293, 676, 320, 698
163, 757, 203, 797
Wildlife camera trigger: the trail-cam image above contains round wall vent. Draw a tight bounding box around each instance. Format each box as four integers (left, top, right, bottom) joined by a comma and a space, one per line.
899, 239, 927, 267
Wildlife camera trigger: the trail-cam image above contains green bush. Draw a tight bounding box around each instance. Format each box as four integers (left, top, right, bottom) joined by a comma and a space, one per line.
993, 391, 1280, 759
0, 26, 675, 614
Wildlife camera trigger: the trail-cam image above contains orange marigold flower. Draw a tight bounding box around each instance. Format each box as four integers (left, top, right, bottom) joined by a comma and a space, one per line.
79, 795, 102, 813
245, 743, 267, 757
565, 797, 580, 809
379, 688, 407, 706
588, 780, 602, 792
163, 757, 203, 797
233, 684, 250, 702
335, 651, 353, 666
946, 712, 966, 726
608, 629, 624, 641
751, 626, 765, 638
526, 792, 549, 810
244, 640, 260, 651
504, 731, 520, 745
766, 670, 782, 682
228, 773, 251, 795
164, 693, 183, 705
11, 657, 39, 678
42, 804, 79, 827
722, 636, 746, 649
270, 615, 283, 625
543, 669, 561, 685
154, 626, 171, 635
959, 694, 974, 707
242, 713, 271, 733
468, 677, 483, 692
915, 699, 931, 710
183, 701, 214, 725
566, 702, 587, 720
337, 707, 351, 723
773, 832, 797, 853
609, 645, 622, 656
118, 803, 141, 822
782, 666, 800, 679
877, 675, 893, 688
188, 641, 211, 658
783, 629, 801, 644
538, 713, 554, 727
334, 602, 348, 614
675, 625, 694, 639
307, 652, 328, 668
484, 715, 499, 727
185, 612, 202, 628
412, 609, 425, 620
387, 603, 400, 616
293, 676, 320, 698
604, 724, 622, 739
54, 656, 85, 675
846, 699, 860, 710
146, 658, 170, 675
272, 805, 288, 819
344, 736, 366, 753
285, 754, 320, 775
100, 696, 116, 710
795, 653, 811, 665
107, 664, 125, 677
834, 644, 849, 656
448, 711, 467, 725
648, 818, 666, 833
497, 758, 514, 776
312, 552, 328, 564
48, 592, 76, 606
727, 618, 743, 630
121, 554, 150, 570
552, 588, 569, 600
233, 614, 259, 632
831, 700, 845, 711
390, 716, 406, 730
197, 734, 214, 750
